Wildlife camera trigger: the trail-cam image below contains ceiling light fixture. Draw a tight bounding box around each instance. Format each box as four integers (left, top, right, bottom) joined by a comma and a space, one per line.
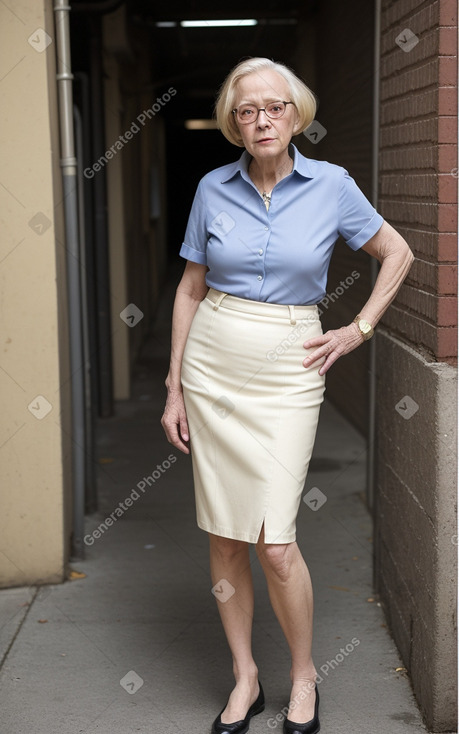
185, 120, 219, 130
180, 19, 257, 28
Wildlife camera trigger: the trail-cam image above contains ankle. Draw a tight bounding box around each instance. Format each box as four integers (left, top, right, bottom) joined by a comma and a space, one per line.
233, 663, 259, 684
290, 668, 318, 688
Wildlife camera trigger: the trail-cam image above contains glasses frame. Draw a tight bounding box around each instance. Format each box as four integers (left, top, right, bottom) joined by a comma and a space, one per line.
231, 100, 295, 124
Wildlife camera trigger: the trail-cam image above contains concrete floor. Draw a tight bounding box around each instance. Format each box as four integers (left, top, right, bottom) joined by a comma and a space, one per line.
0, 269, 438, 733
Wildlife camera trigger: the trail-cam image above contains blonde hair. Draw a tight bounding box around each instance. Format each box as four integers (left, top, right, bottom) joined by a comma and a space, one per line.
214, 57, 317, 147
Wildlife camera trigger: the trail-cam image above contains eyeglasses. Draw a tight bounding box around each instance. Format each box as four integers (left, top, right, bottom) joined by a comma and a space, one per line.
231, 100, 295, 124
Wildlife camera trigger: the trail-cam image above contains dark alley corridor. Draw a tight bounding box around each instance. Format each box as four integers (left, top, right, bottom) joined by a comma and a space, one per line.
0, 1, 456, 730
0, 268, 431, 733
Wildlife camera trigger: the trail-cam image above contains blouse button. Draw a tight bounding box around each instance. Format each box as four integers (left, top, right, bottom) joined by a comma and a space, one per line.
258, 249, 263, 255
257, 275, 263, 281
264, 226, 269, 231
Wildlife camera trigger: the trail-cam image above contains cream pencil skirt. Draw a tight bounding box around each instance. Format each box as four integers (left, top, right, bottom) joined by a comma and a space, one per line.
181, 288, 326, 544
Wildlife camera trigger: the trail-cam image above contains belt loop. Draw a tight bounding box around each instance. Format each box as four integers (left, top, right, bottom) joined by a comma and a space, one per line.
288, 305, 296, 325
213, 291, 228, 311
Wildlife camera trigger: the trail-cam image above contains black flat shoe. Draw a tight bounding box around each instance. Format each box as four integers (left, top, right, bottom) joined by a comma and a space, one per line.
283, 683, 320, 734
211, 681, 265, 734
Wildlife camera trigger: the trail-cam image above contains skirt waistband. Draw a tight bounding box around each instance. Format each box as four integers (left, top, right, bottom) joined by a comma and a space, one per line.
205, 288, 319, 326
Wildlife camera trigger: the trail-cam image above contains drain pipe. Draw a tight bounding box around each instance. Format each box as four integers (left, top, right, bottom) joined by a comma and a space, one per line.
367, 0, 382, 513
54, 0, 86, 559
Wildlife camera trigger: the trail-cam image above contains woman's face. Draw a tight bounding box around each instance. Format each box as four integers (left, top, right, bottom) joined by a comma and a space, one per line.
233, 69, 300, 161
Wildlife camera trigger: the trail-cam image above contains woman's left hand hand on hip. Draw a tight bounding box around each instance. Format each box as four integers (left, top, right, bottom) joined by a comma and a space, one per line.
302, 323, 364, 376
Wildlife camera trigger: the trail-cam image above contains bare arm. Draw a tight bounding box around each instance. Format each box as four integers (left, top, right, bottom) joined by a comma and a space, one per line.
161, 261, 209, 453
303, 220, 415, 375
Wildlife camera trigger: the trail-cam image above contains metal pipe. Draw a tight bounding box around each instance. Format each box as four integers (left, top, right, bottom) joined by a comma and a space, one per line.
54, 0, 86, 558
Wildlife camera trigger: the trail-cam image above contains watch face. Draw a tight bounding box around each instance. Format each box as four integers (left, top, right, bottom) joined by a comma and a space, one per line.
359, 320, 372, 334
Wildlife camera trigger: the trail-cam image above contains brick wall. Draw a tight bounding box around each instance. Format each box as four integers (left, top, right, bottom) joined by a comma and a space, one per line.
379, 0, 458, 361
376, 1, 458, 729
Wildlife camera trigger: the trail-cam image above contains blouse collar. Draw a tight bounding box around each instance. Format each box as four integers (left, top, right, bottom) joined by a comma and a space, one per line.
220, 142, 316, 184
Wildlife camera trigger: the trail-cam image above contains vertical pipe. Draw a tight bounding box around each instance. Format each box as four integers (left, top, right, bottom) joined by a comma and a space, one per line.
54, 0, 86, 558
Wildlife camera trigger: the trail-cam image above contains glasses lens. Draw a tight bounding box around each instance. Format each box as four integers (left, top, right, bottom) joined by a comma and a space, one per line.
266, 102, 286, 118
238, 105, 257, 123
235, 102, 288, 123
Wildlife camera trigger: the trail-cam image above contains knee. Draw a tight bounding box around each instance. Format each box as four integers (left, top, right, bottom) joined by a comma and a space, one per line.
258, 543, 293, 582
209, 533, 247, 562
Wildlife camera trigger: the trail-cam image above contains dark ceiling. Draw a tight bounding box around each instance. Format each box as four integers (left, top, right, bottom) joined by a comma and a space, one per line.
131, 1, 317, 114
72, 0, 318, 120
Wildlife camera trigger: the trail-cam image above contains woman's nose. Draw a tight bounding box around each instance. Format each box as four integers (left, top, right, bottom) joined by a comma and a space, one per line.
257, 110, 271, 127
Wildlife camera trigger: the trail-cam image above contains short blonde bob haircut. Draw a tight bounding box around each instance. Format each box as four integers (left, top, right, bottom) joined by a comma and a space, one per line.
214, 57, 318, 147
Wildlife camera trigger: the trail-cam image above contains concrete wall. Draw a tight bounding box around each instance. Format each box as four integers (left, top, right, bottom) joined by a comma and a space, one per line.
375, 0, 458, 730
0, 0, 72, 587
375, 334, 457, 730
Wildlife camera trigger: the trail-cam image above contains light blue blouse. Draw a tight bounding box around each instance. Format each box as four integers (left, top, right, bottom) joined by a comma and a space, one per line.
179, 142, 384, 305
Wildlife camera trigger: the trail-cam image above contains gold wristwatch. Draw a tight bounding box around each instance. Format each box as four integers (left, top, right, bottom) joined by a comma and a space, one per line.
353, 315, 374, 341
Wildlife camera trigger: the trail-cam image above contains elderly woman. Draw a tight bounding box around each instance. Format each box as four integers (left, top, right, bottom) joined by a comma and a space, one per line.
161, 57, 414, 734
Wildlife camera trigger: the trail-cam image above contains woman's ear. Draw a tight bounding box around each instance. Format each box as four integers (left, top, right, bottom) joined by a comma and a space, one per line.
292, 114, 302, 136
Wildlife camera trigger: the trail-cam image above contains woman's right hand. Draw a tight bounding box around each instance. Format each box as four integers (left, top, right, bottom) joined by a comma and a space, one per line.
161, 387, 190, 454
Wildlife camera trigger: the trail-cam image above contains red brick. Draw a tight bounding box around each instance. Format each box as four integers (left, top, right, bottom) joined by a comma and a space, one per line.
382, 0, 438, 31
408, 260, 457, 294
409, 259, 437, 290
438, 55, 458, 84
438, 203, 458, 231
439, 26, 458, 54
381, 62, 438, 100
438, 173, 458, 203
438, 85, 457, 114
380, 145, 437, 172
381, 89, 437, 125
438, 143, 458, 172
380, 201, 437, 228
439, 0, 458, 26
438, 263, 458, 294
393, 228, 436, 260
380, 173, 438, 198
438, 116, 458, 143
438, 296, 458, 326
381, 304, 438, 354
437, 326, 458, 358
396, 285, 457, 325
438, 233, 458, 261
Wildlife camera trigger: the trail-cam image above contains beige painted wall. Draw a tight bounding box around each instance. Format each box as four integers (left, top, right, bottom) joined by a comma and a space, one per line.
0, 0, 71, 587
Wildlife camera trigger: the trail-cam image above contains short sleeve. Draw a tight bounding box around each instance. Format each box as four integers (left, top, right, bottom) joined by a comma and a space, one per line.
338, 170, 384, 251
179, 179, 208, 265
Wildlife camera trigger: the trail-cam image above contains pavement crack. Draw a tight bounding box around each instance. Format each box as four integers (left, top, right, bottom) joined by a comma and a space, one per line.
0, 587, 39, 671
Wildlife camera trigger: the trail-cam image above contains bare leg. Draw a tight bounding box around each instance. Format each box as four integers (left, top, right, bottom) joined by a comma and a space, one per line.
255, 523, 318, 723
208, 533, 260, 723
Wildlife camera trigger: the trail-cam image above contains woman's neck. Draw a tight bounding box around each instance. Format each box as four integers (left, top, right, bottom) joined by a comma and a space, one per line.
248, 149, 294, 193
